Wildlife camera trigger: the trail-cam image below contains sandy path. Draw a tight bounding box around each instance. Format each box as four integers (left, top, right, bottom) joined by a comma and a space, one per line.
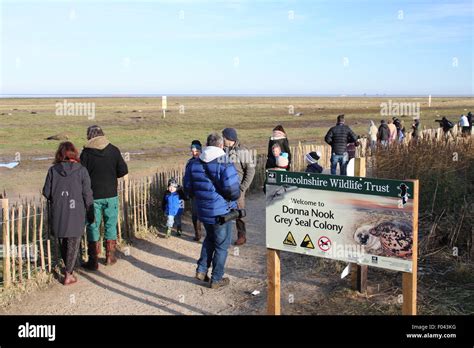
1, 193, 272, 315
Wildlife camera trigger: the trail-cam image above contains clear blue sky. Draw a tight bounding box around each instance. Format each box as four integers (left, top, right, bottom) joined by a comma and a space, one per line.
0, 0, 472, 96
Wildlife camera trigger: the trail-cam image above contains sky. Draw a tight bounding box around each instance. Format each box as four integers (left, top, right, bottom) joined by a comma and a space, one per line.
0, 0, 472, 96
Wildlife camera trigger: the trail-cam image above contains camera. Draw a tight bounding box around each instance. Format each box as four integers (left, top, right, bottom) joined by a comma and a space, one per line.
217, 209, 246, 225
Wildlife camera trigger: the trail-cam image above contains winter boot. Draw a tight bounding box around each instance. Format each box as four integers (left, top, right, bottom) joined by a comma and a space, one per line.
193, 221, 202, 241
105, 240, 117, 266
176, 225, 183, 237
84, 241, 99, 271
234, 231, 247, 246
165, 227, 172, 238
210, 277, 230, 289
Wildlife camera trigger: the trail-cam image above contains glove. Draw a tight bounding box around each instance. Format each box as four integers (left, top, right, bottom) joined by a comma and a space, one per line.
86, 205, 95, 224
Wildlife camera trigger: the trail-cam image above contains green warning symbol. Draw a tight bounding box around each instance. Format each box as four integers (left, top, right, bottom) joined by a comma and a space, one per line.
283, 231, 297, 246
300, 234, 315, 249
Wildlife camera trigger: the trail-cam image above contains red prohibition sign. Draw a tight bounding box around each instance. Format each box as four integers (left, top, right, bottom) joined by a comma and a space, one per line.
318, 236, 331, 251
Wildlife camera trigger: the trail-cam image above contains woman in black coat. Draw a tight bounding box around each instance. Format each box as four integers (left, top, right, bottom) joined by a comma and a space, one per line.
265, 125, 292, 170
42, 142, 94, 285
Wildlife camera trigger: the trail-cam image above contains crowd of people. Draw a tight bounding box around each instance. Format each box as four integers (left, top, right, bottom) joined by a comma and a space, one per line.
42, 110, 472, 288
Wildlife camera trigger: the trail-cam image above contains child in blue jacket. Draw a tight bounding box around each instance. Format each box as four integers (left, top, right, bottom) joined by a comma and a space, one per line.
162, 178, 185, 238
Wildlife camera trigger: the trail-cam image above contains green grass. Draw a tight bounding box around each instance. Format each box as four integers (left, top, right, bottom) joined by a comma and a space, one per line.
1, 96, 473, 196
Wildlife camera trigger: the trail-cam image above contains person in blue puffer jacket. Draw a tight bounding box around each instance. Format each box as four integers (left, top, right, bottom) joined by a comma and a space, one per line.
184, 133, 240, 289
162, 178, 185, 238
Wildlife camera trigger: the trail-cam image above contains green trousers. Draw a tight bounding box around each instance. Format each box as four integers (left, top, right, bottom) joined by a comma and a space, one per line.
86, 196, 119, 242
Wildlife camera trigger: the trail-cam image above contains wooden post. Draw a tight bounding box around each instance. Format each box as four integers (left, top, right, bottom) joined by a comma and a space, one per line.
46, 239, 52, 273
17, 205, 23, 283
402, 180, 419, 315
1, 198, 11, 288
133, 180, 137, 235
25, 204, 31, 279
351, 157, 368, 293
39, 202, 45, 271
32, 204, 37, 272
123, 175, 130, 239
267, 248, 281, 315
10, 208, 16, 282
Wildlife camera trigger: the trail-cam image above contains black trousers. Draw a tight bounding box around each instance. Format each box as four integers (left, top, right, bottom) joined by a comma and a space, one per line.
59, 237, 81, 274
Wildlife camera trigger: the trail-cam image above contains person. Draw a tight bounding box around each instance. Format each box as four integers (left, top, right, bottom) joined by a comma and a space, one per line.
467, 111, 473, 134
387, 119, 397, 144
184, 133, 240, 289
162, 178, 185, 238
265, 125, 292, 170
324, 114, 358, 176
412, 117, 421, 141
222, 128, 256, 246
42, 142, 94, 285
80, 125, 128, 271
377, 120, 390, 147
305, 151, 323, 173
186, 140, 203, 241
368, 121, 378, 150
459, 114, 470, 136
393, 117, 405, 143
435, 116, 454, 138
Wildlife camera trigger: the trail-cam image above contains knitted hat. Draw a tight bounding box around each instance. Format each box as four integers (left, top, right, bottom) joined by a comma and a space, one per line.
87, 125, 104, 140
167, 178, 178, 188
222, 128, 238, 142
190, 140, 202, 150
276, 155, 289, 168
305, 151, 321, 164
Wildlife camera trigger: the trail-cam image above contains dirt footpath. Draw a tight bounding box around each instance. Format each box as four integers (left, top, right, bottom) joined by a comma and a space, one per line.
1, 193, 285, 315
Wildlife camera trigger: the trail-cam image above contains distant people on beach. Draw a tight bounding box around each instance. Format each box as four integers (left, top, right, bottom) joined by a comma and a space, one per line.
368, 120, 378, 150
459, 114, 470, 136
411, 117, 421, 141
435, 116, 455, 138
324, 114, 358, 176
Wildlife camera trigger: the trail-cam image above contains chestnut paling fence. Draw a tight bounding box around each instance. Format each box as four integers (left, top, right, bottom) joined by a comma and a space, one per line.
0, 125, 469, 289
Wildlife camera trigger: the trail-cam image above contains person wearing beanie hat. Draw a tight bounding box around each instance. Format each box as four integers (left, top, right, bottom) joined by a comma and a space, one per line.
305, 151, 323, 173
186, 140, 203, 241
162, 177, 185, 238
80, 125, 128, 271
222, 128, 256, 246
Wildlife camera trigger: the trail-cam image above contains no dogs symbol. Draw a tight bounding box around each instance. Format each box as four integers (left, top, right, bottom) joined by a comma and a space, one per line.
318, 236, 332, 252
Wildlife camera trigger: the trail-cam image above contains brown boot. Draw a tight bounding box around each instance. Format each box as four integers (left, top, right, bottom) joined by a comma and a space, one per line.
84, 241, 99, 271
105, 240, 117, 265
63, 272, 77, 285
234, 231, 246, 246
193, 221, 202, 241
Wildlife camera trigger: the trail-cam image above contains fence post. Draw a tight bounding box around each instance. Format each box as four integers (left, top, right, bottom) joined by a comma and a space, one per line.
267, 248, 281, 315
123, 174, 130, 239
1, 197, 11, 288
17, 205, 23, 283
351, 157, 368, 293
25, 204, 31, 279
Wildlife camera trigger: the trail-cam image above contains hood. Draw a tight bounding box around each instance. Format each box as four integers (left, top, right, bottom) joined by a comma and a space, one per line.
199, 146, 225, 163
370, 120, 376, 127
85, 136, 110, 150
380, 123, 389, 129
271, 130, 287, 140
53, 162, 82, 177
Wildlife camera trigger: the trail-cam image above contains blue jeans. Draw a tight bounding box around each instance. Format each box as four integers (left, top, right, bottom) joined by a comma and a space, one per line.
330, 153, 349, 176
197, 221, 233, 282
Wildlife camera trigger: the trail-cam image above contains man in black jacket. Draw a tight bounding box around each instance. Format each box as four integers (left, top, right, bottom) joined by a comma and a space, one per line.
324, 114, 358, 176
80, 125, 128, 270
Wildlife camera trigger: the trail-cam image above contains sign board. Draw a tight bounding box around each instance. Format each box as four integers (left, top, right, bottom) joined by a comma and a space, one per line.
162, 96, 167, 110
266, 170, 418, 273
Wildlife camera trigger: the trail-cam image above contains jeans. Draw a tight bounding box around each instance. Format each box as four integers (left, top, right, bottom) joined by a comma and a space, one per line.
166, 214, 182, 228
197, 221, 233, 282
86, 196, 119, 242
330, 152, 349, 176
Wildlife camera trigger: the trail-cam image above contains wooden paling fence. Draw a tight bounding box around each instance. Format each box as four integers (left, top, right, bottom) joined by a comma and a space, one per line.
0, 126, 469, 289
